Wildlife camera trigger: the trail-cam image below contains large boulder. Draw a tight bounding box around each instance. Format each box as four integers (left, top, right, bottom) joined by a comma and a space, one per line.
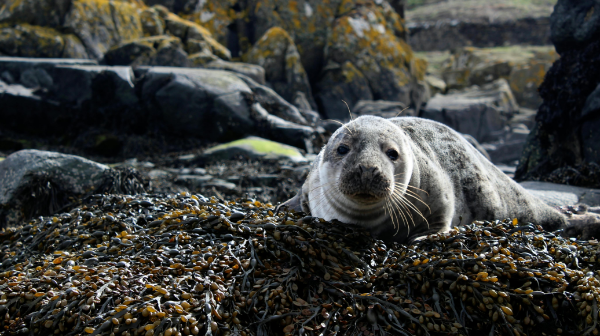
352, 100, 416, 119
63, 0, 144, 59
139, 66, 255, 141
324, 5, 427, 114
244, 27, 315, 109
550, 0, 600, 54
421, 79, 518, 143
314, 60, 373, 120
0, 149, 108, 226
516, 0, 600, 184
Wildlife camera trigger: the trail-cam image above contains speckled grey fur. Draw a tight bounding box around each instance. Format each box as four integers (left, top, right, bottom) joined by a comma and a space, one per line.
282, 116, 567, 244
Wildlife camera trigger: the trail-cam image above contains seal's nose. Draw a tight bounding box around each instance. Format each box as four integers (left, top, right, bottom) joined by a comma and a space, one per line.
358, 164, 380, 183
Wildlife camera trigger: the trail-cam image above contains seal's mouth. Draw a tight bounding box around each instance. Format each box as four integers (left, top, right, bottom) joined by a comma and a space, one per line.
350, 192, 382, 204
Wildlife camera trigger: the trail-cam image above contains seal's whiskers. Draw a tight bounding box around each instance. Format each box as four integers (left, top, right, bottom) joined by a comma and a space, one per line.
390, 191, 415, 231
394, 182, 431, 215
341, 100, 357, 133
392, 185, 429, 228
324, 119, 354, 136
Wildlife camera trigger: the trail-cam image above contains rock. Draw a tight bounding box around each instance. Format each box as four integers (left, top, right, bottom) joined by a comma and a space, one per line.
425, 75, 446, 96
63, 0, 143, 60
325, 6, 427, 112
516, 36, 600, 181
406, 0, 553, 51
0, 0, 72, 28
201, 136, 306, 163
352, 100, 415, 119
421, 79, 518, 143
0, 57, 320, 156
314, 60, 373, 121
163, 12, 230, 60
292, 92, 320, 126
0, 149, 109, 226
582, 83, 600, 118
0, 24, 89, 58
520, 181, 600, 207
431, 46, 558, 109
169, 1, 423, 115
550, 0, 600, 55
408, 18, 552, 52
249, 103, 316, 152
140, 67, 254, 141
244, 27, 315, 109
201, 59, 265, 85
236, 74, 308, 126
104, 35, 191, 67
140, 6, 165, 36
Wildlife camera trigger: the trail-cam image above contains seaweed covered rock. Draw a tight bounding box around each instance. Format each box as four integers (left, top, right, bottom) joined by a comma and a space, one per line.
516, 0, 600, 185
245, 27, 315, 109
1, 192, 600, 335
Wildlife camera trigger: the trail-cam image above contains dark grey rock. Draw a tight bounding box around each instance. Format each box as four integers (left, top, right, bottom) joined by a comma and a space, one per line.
235, 74, 308, 126
421, 79, 518, 143
353, 100, 416, 119
201, 59, 265, 85
551, 0, 600, 54
315, 61, 373, 121
140, 67, 254, 140
582, 83, 600, 118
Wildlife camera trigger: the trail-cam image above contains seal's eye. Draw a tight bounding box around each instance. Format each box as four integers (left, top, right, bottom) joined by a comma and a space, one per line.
337, 145, 350, 155
386, 149, 399, 161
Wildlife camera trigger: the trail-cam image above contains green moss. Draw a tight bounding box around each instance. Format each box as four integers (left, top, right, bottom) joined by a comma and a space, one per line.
0, 157, 4, 162
208, 137, 303, 159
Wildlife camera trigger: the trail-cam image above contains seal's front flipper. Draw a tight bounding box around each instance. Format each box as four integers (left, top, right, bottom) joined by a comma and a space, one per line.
276, 192, 303, 214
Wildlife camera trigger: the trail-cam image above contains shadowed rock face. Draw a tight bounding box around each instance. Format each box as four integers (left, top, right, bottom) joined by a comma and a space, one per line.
0, 58, 321, 156
516, 0, 600, 185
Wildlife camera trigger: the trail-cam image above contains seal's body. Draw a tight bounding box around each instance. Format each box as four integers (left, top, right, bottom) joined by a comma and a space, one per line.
282, 116, 567, 244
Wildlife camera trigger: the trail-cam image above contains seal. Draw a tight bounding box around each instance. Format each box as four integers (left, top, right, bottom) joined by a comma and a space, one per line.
281, 115, 567, 244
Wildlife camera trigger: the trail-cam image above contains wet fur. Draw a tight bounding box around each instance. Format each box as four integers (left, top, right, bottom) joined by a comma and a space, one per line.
282, 116, 568, 244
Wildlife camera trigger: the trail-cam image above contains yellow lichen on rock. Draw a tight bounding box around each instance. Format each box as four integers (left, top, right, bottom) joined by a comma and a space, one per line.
245, 26, 315, 107
164, 12, 231, 60
0, 23, 88, 58
64, 0, 144, 59
327, 6, 418, 101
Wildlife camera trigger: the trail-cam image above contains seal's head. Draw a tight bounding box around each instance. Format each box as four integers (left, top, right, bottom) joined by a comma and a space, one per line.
308, 116, 415, 227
